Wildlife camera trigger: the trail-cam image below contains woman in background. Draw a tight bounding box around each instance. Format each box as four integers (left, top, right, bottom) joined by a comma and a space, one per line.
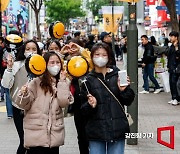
1, 40, 41, 154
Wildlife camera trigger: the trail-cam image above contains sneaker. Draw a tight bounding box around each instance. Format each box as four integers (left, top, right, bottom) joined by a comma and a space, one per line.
168, 100, 173, 104
7, 116, 13, 119
139, 90, 149, 94
154, 88, 161, 94
172, 99, 179, 106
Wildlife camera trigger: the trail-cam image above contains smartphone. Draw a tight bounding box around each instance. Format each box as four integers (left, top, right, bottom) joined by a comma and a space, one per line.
118, 70, 128, 86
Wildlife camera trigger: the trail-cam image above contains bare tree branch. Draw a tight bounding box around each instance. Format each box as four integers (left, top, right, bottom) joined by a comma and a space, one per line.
26, 0, 43, 41
34, 0, 38, 6
38, 0, 43, 12
25, 0, 36, 11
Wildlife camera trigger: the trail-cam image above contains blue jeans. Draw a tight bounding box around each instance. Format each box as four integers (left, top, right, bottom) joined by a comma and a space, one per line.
4, 88, 13, 117
143, 63, 160, 91
89, 139, 125, 154
0, 83, 4, 100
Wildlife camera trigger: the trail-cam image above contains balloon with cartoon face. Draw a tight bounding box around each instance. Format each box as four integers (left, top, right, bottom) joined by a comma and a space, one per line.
5, 34, 23, 50
67, 56, 89, 78
49, 21, 65, 39
25, 54, 46, 76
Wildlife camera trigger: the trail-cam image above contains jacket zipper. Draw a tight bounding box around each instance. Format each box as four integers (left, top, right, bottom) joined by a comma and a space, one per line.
47, 96, 53, 147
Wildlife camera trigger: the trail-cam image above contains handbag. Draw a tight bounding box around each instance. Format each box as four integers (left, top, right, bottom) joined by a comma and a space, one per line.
159, 71, 170, 93
97, 78, 133, 126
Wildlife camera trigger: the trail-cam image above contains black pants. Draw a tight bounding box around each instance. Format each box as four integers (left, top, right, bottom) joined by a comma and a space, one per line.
13, 106, 27, 154
169, 73, 179, 100
74, 110, 89, 154
27, 147, 59, 154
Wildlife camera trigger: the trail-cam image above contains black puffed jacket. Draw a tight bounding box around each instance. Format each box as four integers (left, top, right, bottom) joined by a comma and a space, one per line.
167, 43, 180, 73
81, 66, 135, 142
142, 42, 155, 64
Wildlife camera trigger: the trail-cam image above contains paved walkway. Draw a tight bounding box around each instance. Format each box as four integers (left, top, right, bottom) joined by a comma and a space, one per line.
0, 61, 180, 154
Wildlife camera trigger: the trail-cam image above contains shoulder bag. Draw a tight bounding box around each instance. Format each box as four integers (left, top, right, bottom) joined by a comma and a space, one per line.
97, 77, 133, 126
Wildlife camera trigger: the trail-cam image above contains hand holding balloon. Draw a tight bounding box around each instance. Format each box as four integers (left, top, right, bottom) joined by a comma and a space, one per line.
7, 54, 14, 69
20, 84, 28, 95
60, 70, 67, 81
79, 78, 96, 108
19, 84, 28, 104
87, 94, 97, 108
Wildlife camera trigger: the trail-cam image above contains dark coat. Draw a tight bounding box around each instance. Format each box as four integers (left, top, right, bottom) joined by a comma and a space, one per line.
81, 66, 135, 142
142, 42, 156, 64
85, 41, 95, 51
167, 43, 180, 73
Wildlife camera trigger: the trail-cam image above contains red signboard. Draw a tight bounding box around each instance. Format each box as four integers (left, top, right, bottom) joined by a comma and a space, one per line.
146, 0, 156, 6
157, 10, 170, 22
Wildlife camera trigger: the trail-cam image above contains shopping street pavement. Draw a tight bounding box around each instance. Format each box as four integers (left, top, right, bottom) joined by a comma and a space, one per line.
0, 60, 180, 154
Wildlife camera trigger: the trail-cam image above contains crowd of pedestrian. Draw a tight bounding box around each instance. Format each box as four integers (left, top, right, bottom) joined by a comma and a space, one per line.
0, 28, 179, 154
0, 30, 135, 154
139, 32, 180, 106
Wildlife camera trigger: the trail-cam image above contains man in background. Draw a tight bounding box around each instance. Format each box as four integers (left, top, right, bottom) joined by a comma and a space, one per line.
167, 31, 180, 105
139, 35, 161, 94
100, 32, 116, 66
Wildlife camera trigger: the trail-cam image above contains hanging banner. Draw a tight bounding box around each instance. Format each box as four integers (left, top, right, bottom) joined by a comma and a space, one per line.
1, 0, 10, 12
102, 6, 124, 34
146, 0, 156, 6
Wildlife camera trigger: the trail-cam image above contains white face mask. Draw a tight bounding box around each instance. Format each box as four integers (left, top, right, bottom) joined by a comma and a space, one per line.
24, 52, 33, 58
47, 65, 61, 76
93, 57, 108, 67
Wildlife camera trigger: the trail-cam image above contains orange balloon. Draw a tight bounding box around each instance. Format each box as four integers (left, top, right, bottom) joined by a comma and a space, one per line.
67, 56, 89, 77
29, 54, 46, 76
1, 0, 10, 12
53, 22, 65, 39
6, 34, 22, 43
49, 21, 65, 39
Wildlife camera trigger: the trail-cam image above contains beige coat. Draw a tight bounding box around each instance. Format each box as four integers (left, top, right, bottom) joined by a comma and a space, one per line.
15, 77, 70, 148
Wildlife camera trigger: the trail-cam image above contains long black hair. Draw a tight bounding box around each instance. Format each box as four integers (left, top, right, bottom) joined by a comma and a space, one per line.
47, 39, 61, 51
40, 51, 62, 94
16, 40, 41, 61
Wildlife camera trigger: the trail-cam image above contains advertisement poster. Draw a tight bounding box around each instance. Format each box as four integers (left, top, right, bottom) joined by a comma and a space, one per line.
2, 0, 28, 37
